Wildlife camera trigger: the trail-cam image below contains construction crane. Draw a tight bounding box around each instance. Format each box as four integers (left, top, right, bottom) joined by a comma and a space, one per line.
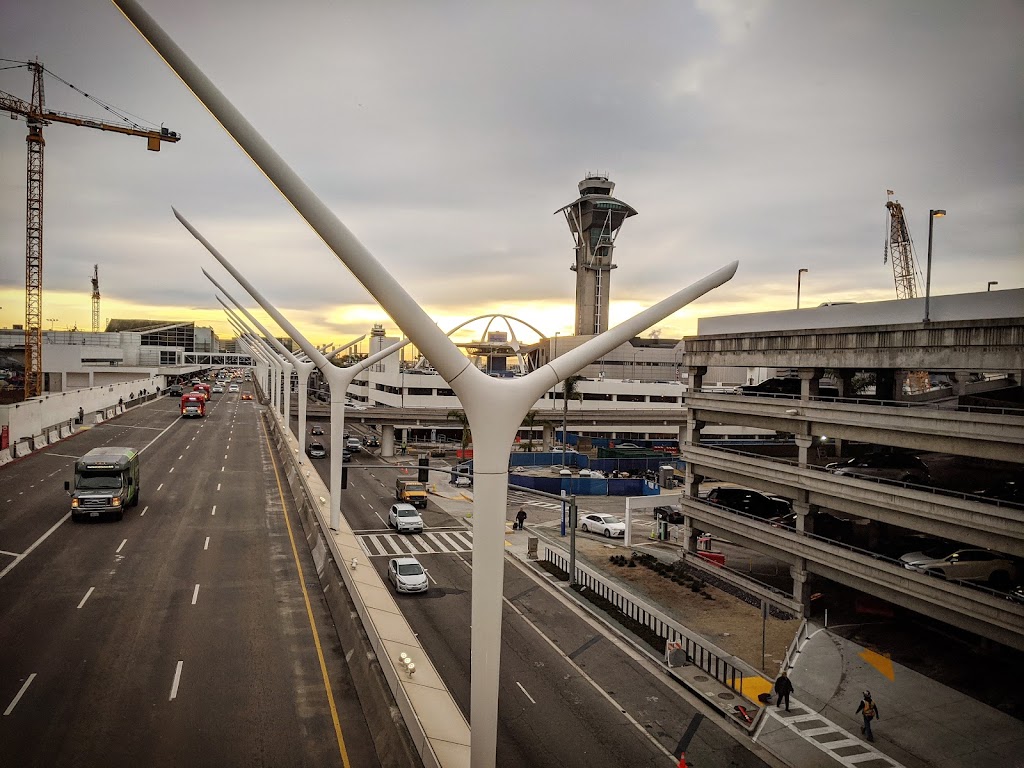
883, 190, 922, 300
883, 190, 930, 393
91, 265, 101, 334
0, 58, 181, 398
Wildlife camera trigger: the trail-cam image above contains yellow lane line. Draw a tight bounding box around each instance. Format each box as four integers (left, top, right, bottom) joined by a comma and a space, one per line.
261, 418, 351, 768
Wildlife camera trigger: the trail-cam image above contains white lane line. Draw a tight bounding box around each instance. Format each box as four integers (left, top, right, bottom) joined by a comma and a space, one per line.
178, 454, 183, 460
77, 587, 95, 609
191, 584, 200, 605
168, 467, 174, 473
0, 549, 18, 557
516, 681, 536, 704
223, 454, 227, 460
169, 661, 183, 701
211, 505, 216, 516
185, 444, 190, 450
0, 513, 71, 582
221, 467, 225, 472
157, 483, 164, 491
116, 539, 127, 554
140, 505, 148, 517
216, 483, 221, 491
204, 536, 210, 550
3, 674, 37, 716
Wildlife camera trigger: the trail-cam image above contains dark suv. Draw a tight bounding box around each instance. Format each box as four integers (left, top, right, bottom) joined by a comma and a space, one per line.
826, 453, 930, 485
705, 487, 792, 521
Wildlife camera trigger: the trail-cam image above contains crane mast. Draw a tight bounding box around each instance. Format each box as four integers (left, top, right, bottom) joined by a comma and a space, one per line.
884, 191, 920, 300
0, 58, 181, 398
91, 265, 101, 334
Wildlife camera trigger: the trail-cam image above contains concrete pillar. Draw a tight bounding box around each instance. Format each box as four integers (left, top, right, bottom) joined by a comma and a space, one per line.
875, 369, 896, 401
792, 499, 815, 535
687, 366, 707, 393
835, 369, 855, 399
88, 371, 95, 387
794, 434, 813, 468
681, 516, 699, 554
542, 423, 553, 451
798, 368, 821, 401
381, 424, 396, 457
791, 562, 812, 616
954, 370, 972, 396
685, 417, 704, 446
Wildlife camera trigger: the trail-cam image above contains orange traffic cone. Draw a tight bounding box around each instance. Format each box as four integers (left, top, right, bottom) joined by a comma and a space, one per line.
677, 754, 688, 768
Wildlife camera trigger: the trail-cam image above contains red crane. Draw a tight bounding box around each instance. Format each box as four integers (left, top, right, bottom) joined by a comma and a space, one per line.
0, 58, 181, 398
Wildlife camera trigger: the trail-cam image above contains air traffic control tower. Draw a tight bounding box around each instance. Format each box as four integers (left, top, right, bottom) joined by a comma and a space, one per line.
556, 173, 637, 336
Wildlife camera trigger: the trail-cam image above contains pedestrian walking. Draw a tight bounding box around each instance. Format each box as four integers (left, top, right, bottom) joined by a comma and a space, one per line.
856, 690, 879, 742
774, 670, 794, 711
515, 507, 527, 531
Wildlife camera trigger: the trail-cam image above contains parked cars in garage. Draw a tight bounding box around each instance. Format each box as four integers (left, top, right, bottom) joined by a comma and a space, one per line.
826, 452, 930, 485
388, 557, 428, 594
705, 487, 792, 521
899, 546, 1017, 587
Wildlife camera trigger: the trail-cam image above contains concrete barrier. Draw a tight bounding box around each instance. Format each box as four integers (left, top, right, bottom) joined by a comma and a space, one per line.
262, 410, 468, 768
0, 449, 12, 466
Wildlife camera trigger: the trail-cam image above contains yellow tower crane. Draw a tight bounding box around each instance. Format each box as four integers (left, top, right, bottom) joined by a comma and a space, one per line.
883, 190, 930, 394
0, 58, 180, 398
91, 265, 101, 334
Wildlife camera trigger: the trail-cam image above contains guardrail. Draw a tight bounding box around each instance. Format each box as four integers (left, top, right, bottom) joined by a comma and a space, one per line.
543, 547, 751, 694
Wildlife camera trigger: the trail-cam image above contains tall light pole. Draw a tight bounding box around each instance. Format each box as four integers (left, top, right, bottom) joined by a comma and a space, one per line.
987, 281, 998, 292
796, 268, 808, 309
923, 209, 946, 323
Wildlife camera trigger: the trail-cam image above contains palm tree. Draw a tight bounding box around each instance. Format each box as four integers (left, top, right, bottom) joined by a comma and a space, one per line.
561, 375, 584, 466
520, 409, 539, 452
446, 409, 471, 452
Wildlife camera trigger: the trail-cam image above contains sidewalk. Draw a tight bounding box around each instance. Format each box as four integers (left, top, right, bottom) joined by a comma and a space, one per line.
424, 477, 1024, 768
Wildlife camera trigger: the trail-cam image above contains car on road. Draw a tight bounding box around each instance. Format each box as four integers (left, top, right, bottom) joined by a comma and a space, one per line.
387, 557, 428, 594
307, 441, 327, 459
212, 384, 224, 394
705, 487, 792, 521
310, 424, 324, 436
241, 393, 253, 401
345, 437, 361, 453
228, 384, 239, 393
579, 513, 626, 538
389, 503, 424, 533
167, 384, 183, 397
654, 505, 685, 524
899, 546, 1017, 587
363, 435, 380, 448
342, 449, 352, 463
825, 452, 930, 485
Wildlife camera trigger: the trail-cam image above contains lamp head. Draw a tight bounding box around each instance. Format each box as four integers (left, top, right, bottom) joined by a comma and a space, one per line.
931, 209, 946, 218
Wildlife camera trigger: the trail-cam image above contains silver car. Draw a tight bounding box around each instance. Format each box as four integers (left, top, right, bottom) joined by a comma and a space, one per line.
899, 547, 1016, 587
388, 557, 428, 593
579, 513, 626, 538
389, 503, 424, 534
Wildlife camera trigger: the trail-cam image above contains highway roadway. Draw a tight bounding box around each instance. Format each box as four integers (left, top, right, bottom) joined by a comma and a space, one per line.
0, 389, 379, 768
304, 417, 777, 768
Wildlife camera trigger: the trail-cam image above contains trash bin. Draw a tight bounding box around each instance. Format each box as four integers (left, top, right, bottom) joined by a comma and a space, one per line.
527, 537, 538, 560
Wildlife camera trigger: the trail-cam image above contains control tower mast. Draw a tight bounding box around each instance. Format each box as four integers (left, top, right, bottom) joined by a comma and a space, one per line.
556, 173, 637, 336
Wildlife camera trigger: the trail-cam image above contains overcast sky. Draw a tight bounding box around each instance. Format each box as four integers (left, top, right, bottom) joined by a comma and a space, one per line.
2, 0, 1021, 350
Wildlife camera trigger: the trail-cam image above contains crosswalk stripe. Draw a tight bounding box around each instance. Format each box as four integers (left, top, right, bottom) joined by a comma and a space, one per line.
357, 529, 475, 557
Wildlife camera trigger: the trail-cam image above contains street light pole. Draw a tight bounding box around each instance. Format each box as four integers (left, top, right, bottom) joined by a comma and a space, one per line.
796, 268, 808, 309
923, 209, 946, 323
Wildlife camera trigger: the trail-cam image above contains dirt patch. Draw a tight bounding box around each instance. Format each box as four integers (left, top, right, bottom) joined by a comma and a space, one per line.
541, 538, 800, 674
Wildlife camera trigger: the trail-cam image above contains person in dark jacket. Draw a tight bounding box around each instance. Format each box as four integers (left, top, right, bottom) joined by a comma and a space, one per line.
856, 691, 880, 741
514, 507, 527, 530
774, 670, 794, 711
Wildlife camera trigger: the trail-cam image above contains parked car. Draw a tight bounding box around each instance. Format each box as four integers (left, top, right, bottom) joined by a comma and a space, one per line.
389, 503, 424, 533
310, 424, 324, 436
705, 487, 792, 520
388, 557, 428, 594
616, 442, 642, 449
826, 452, 930, 485
307, 441, 327, 459
899, 546, 1017, 587
363, 435, 380, 448
973, 473, 1024, 505
579, 513, 626, 538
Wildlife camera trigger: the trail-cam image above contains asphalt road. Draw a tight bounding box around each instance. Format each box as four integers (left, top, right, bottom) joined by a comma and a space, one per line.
0, 389, 379, 768
302, 421, 776, 768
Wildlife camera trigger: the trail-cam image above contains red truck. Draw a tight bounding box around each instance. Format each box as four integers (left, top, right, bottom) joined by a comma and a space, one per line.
180, 391, 206, 418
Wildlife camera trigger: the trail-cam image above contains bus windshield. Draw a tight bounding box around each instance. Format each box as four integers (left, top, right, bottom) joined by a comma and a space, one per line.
77, 471, 123, 489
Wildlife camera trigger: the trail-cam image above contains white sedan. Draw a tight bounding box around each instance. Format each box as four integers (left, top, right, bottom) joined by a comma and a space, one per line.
579, 513, 626, 538
388, 557, 428, 593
